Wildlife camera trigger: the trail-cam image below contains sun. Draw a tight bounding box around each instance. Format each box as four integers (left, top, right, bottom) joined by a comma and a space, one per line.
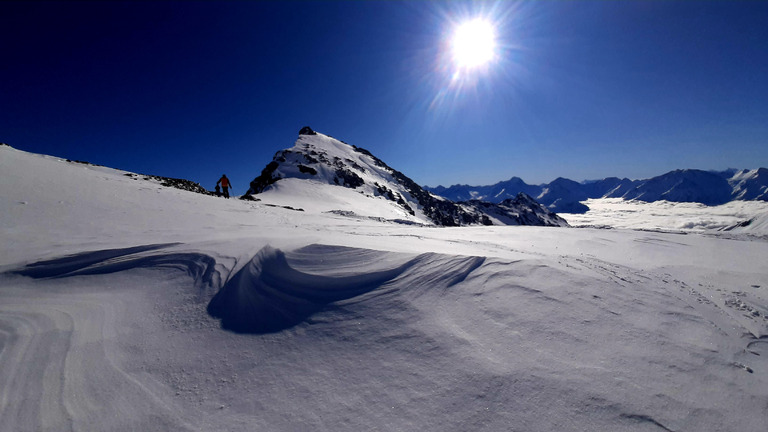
450, 18, 497, 69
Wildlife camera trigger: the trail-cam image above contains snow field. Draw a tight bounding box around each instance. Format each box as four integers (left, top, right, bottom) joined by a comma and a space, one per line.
562, 198, 768, 233
1, 144, 767, 431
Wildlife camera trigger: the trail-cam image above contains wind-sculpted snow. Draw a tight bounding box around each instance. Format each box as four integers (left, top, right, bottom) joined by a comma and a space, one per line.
13, 243, 221, 292
2, 238, 768, 431
207, 245, 485, 333
0, 252, 222, 431
13, 243, 181, 278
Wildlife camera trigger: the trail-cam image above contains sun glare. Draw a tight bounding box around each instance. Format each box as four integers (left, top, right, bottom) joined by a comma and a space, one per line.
428, 3, 519, 112
451, 18, 497, 69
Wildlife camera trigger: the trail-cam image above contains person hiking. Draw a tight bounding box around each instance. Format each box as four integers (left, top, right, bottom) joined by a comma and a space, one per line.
217, 175, 232, 198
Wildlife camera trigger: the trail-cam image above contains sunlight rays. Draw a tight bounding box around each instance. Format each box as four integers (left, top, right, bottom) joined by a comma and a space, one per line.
451, 18, 497, 70
424, 0, 530, 115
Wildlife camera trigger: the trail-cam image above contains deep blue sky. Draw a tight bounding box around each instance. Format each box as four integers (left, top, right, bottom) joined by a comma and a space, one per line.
2, 1, 767, 193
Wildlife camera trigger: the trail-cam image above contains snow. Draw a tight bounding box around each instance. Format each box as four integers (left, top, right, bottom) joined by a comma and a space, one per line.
247, 131, 567, 227
428, 168, 768, 214
1, 144, 768, 431
250, 132, 432, 224
561, 198, 768, 233
254, 178, 423, 223
730, 168, 768, 201
740, 212, 768, 233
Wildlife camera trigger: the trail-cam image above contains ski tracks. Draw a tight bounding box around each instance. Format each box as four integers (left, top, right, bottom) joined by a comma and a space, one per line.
561, 252, 768, 379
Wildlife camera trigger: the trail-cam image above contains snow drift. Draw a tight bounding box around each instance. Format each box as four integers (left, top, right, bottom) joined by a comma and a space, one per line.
207, 244, 484, 333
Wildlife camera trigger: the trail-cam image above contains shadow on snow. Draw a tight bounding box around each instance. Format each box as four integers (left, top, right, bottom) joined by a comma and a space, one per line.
8, 243, 486, 335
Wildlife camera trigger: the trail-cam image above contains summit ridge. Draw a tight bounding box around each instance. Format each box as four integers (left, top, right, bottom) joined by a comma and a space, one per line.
245, 128, 568, 227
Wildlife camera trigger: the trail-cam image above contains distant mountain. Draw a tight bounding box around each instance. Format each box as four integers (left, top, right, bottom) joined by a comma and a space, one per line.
729, 168, 768, 201
580, 177, 638, 199
428, 177, 541, 203
620, 169, 733, 205
426, 168, 768, 213
426, 176, 640, 214
537, 178, 591, 214
245, 127, 568, 227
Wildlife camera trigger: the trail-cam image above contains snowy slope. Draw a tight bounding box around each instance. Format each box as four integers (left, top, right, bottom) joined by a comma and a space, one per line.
1, 144, 768, 432
730, 168, 768, 201
246, 128, 430, 224
620, 169, 733, 205
561, 198, 768, 233
735, 211, 768, 233
245, 128, 568, 227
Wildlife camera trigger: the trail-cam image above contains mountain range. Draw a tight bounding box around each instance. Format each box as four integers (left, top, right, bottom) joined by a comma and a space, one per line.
426, 167, 768, 213
244, 127, 568, 227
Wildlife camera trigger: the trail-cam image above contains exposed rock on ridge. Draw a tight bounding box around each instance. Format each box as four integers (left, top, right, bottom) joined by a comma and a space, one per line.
245, 128, 568, 227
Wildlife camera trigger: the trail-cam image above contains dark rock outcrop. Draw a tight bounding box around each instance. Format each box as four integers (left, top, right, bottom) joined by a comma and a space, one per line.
299, 126, 317, 135
333, 168, 364, 188
124, 172, 213, 196
463, 193, 569, 227
248, 161, 281, 194
298, 165, 317, 175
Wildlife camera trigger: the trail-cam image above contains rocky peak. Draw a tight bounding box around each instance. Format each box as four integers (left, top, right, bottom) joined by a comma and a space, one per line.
299, 126, 317, 135
245, 129, 568, 227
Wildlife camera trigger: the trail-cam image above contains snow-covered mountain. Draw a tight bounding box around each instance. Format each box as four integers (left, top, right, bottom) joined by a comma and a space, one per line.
245, 127, 568, 227
427, 168, 768, 213
427, 176, 541, 202
621, 169, 733, 205
730, 168, 768, 201
427, 176, 641, 213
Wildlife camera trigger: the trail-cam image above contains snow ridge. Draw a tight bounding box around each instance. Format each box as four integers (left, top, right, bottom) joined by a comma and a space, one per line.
207, 244, 485, 333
